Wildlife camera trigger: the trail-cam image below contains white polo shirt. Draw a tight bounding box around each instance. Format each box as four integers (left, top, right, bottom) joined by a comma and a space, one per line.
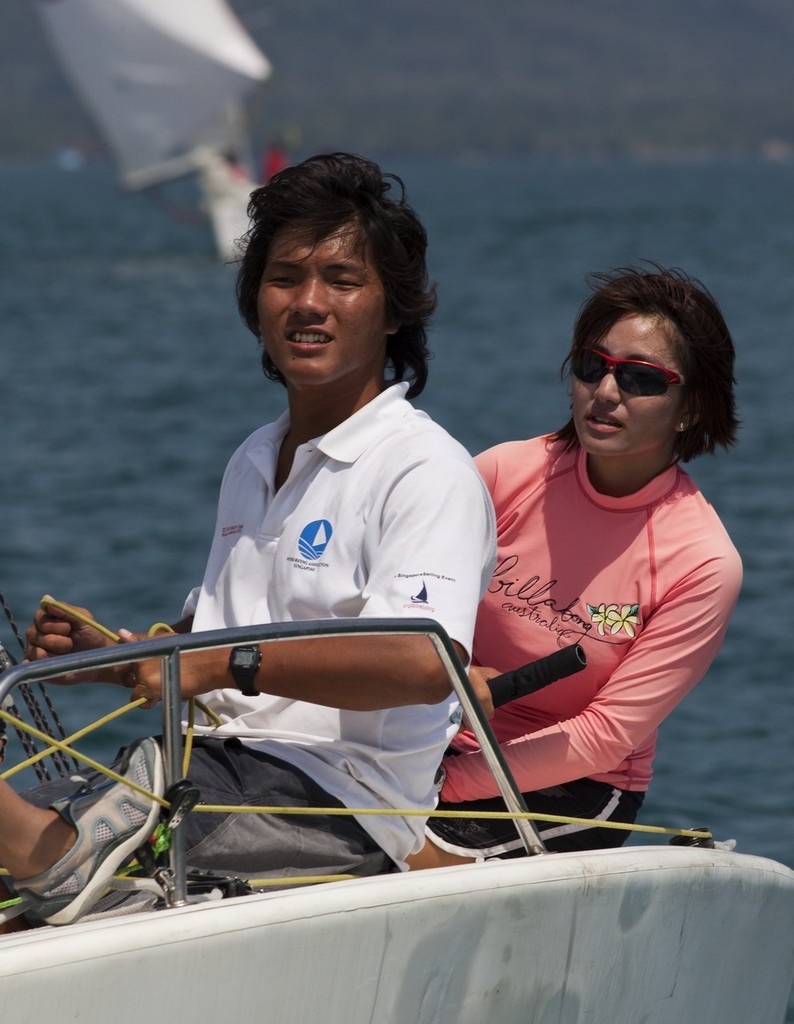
186, 383, 496, 865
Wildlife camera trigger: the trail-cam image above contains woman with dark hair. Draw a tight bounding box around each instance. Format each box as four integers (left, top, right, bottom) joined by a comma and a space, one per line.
410, 264, 742, 867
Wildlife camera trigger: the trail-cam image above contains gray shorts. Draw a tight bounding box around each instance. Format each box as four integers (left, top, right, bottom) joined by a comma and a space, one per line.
25, 736, 394, 882
180, 737, 394, 879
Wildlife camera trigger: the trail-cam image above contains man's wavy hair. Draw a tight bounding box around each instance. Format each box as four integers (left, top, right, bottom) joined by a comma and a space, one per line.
552, 263, 739, 462
236, 152, 436, 399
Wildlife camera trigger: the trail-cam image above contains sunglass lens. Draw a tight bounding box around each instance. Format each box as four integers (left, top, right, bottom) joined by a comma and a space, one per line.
572, 350, 606, 384
616, 366, 669, 396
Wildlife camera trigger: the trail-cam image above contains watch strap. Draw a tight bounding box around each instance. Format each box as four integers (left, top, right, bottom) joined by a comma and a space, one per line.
228, 645, 262, 697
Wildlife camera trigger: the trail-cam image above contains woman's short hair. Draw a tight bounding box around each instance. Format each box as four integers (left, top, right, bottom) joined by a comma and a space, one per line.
553, 263, 739, 461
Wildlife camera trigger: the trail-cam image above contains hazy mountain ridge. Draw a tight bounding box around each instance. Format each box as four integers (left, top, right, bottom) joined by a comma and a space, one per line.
2, 0, 794, 159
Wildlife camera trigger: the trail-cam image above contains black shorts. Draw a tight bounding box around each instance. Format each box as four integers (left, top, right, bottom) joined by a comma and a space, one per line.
427, 777, 645, 858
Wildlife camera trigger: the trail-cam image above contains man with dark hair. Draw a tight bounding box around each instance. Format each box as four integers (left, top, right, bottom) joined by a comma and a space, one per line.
2, 153, 495, 928
237, 151, 436, 398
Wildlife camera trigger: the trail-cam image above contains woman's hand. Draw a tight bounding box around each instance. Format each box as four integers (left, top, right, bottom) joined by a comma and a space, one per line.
462, 664, 497, 725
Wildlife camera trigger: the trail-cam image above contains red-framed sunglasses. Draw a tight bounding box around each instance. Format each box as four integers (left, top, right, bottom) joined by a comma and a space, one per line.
572, 348, 683, 397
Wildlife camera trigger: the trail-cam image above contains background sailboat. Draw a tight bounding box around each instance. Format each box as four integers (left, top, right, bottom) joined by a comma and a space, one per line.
34, 0, 272, 260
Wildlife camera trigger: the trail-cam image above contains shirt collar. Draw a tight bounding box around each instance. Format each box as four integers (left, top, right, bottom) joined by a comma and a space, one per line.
574, 445, 682, 510
314, 382, 413, 464
244, 383, 413, 481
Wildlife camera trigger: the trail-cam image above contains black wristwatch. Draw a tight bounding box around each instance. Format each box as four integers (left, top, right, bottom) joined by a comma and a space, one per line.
228, 645, 262, 696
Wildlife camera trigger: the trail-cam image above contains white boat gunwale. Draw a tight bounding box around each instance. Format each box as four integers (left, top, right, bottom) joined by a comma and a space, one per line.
2, 620, 794, 1023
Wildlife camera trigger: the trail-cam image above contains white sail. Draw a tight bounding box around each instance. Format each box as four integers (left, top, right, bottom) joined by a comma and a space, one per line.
34, 0, 271, 191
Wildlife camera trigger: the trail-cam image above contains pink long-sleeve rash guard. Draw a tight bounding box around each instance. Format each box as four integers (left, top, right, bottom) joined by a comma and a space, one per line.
442, 436, 742, 803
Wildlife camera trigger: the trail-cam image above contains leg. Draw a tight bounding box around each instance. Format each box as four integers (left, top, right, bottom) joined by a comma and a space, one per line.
405, 842, 475, 870
0, 782, 77, 881
0, 783, 78, 930
1, 738, 164, 928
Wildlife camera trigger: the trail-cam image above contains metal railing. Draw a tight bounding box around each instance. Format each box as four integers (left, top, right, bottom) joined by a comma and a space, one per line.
0, 618, 545, 905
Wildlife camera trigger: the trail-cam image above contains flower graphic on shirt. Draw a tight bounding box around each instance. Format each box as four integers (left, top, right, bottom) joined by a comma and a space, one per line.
587, 602, 641, 638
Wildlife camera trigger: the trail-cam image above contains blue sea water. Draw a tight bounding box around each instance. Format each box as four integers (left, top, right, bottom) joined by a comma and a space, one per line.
0, 156, 792, 1013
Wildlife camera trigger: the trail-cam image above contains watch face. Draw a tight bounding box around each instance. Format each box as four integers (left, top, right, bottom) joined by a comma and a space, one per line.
233, 648, 259, 669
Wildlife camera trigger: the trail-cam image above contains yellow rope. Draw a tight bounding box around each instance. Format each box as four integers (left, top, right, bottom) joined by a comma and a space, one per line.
38, 596, 122, 643
0, 700, 712, 843
183, 698, 196, 778
0, 705, 168, 809
11, 603, 716, 897
0, 865, 355, 891
0, 699, 145, 780
246, 875, 356, 886
2, 598, 711, 845
189, 802, 712, 841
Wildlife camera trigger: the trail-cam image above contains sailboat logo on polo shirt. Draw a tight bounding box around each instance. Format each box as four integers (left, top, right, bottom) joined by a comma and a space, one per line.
395, 571, 443, 612
408, 579, 434, 611
298, 519, 333, 561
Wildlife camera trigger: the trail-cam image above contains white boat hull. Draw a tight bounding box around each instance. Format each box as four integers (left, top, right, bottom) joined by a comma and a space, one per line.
2, 846, 792, 1024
